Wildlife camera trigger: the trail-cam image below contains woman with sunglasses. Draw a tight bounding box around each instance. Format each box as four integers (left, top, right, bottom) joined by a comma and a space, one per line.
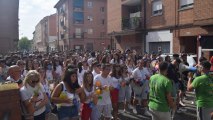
37, 67, 52, 120
20, 70, 48, 120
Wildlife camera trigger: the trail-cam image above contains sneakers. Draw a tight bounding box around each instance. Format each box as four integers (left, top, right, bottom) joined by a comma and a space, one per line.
144, 110, 151, 116
191, 101, 194, 104
179, 101, 186, 107
128, 104, 133, 110
123, 109, 127, 113
176, 108, 187, 113
133, 108, 137, 114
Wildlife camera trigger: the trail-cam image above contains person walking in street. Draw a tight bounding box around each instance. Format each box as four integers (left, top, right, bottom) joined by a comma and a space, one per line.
187, 61, 213, 120
131, 59, 150, 115
149, 62, 176, 120
94, 64, 114, 120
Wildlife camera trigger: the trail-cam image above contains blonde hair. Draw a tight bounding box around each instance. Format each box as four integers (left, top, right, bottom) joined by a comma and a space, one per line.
23, 70, 42, 87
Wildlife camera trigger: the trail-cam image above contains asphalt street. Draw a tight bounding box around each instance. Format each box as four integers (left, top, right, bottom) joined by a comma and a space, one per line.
118, 91, 197, 120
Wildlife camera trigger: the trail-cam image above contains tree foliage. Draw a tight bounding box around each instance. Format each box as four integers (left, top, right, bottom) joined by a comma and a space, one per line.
18, 37, 31, 51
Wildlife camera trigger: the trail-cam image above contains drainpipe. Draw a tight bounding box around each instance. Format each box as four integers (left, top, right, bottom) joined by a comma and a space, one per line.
143, 0, 146, 54
57, 9, 60, 51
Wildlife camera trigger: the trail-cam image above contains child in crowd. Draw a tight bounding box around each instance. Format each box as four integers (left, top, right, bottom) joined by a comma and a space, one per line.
81, 71, 98, 120
110, 64, 122, 119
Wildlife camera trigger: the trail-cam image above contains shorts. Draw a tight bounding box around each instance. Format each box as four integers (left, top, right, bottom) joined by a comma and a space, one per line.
197, 107, 213, 120
81, 103, 92, 120
119, 86, 131, 102
91, 105, 100, 120
96, 104, 112, 119
149, 108, 170, 120
45, 100, 52, 114
178, 80, 186, 91
110, 89, 119, 103
131, 80, 149, 100
34, 111, 45, 120
57, 106, 78, 120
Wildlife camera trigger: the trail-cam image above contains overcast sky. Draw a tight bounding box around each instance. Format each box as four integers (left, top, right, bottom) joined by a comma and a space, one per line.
19, 0, 58, 39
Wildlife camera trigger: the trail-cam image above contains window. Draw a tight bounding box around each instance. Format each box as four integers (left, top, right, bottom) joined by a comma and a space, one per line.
152, 1, 163, 15
74, 0, 84, 8
73, 12, 84, 24
87, 16, 93, 21
88, 29, 93, 34
88, 2, 93, 8
102, 19, 105, 25
100, 32, 105, 38
100, 7, 104, 12
75, 28, 82, 38
180, 0, 194, 9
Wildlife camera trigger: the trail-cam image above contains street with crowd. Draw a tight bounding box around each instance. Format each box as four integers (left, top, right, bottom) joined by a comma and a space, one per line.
0, 49, 213, 120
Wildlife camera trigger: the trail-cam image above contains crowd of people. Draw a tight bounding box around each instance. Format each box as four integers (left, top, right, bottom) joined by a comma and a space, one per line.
0, 49, 213, 120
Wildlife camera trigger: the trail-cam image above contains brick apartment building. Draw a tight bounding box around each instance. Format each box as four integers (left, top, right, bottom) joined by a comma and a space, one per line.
108, 0, 213, 57
54, 0, 109, 51
0, 0, 19, 55
107, 0, 144, 52
32, 14, 57, 52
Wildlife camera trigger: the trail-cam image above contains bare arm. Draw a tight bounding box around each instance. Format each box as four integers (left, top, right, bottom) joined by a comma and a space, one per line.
187, 77, 194, 91
166, 92, 176, 110
51, 83, 71, 104
35, 93, 48, 111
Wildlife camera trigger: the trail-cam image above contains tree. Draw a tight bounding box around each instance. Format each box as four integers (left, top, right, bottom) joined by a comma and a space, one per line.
18, 37, 31, 51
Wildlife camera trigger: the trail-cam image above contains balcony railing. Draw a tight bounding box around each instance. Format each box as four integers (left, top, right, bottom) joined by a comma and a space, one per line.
73, 20, 84, 24
73, 7, 84, 12
73, 33, 84, 39
122, 0, 141, 6
122, 17, 141, 30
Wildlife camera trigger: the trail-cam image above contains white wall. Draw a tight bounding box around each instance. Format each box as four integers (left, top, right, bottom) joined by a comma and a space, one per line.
146, 30, 173, 53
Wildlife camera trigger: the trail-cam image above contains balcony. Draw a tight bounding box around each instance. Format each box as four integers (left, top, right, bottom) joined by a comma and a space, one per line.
122, 17, 142, 30
122, 0, 141, 6
73, 33, 84, 39
73, 20, 84, 24
73, 7, 84, 12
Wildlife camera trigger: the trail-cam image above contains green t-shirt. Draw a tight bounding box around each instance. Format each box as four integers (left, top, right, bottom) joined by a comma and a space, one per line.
148, 74, 172, 112
192, 74, 213, 108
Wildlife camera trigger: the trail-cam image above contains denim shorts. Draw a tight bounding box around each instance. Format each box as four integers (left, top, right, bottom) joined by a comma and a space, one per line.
57, 105, 78, 119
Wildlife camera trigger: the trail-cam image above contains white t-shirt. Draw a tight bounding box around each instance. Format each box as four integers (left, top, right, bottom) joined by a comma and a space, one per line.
55, 65, 63, 76
84, 87, 94, 103
132, 67, 149, 81
59, 82, 80, 107
127, 65, 135, 76
46, 70, 53, 81
20, 84, 46, 116
87, 57, 96, 66
110, 59, 123, 65
143, 67, 152, 78
111, 77, 122, 88
94, 74, 112, 105
78, 69, 87, 86
92, 70, 99, 78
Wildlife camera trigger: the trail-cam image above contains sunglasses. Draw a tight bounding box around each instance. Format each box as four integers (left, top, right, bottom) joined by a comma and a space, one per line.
31, 80, 39, 84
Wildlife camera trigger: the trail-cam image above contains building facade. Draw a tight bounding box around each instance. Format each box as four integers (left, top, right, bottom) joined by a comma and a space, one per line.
54, 0, 109, 51
0, 0, 19, 55
146, 0, 213, 56
107, 0, 213, 57
33, 14, 57, 52
107, 0, 144, 53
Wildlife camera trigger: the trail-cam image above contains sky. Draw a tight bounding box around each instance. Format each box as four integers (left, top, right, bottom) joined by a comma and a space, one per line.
19, 0, 58, 40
